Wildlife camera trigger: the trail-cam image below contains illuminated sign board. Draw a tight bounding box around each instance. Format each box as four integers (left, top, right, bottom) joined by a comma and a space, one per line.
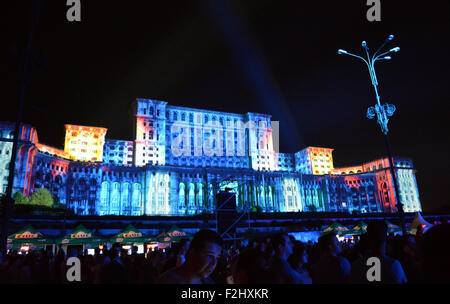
70, 231, 92, 239
168, 231, 186, 237
15, 232, 39, 239
123, 231, 142, 238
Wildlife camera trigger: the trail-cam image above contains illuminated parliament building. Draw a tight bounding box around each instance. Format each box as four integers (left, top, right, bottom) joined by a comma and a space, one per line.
0, 99, 422, 216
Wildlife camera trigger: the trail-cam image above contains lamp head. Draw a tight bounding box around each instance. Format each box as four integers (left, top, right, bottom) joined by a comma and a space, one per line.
362, 41, 367, 47
390, 47, 400, 53
337, 49, 347, 55
383, 56, 392, 60
388, 34, 394, 41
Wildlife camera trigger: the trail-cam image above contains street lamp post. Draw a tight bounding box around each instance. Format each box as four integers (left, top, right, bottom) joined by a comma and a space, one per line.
338, 34, 407, 236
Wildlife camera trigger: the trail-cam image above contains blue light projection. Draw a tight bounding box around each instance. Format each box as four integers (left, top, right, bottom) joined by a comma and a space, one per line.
0, 101, 422, 216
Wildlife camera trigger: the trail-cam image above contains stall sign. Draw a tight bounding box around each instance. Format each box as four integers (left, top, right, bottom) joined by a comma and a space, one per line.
15, 232, 39, 239
123, 231, 142, 238
71, 232, 92, 239
168, 231, 185, 237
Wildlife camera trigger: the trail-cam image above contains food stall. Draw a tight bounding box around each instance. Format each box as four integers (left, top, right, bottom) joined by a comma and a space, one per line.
7, 225, 54, 254
110, 225, 157, 255
56, 224, 106, 255
409, 212, 433, 235
350, 221, 368, 234
156, 225, 193, 250
322, 221, 350, 241
340, 221, 368, 242
384, 220, 402, 235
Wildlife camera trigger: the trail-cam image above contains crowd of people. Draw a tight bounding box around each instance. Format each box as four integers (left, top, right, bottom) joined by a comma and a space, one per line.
0, 221, 449, 284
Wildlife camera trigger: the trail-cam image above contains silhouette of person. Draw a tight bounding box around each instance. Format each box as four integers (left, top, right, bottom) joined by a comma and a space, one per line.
158, 229, 222, 284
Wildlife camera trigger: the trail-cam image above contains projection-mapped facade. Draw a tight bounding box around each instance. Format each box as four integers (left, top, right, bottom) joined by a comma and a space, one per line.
0, 99, 422, 216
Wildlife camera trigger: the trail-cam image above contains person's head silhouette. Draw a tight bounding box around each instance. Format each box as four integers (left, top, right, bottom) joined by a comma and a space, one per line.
421, 224, 450, 283
271, 233, 293, 260
318, 233, 342, 257
366, 221, 388, 256
184, 229, 223, 280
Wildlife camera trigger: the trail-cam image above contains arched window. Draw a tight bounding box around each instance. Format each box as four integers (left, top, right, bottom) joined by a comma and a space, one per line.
121, 183, 130, 215
100, 182, 109, 215
259, 185, 265, 209
111, 182, 120, 215
132, 183, 141, 216
197, 183, 203, 207
268, 186, 274, 210
189, 183, 195, 208
179, 183, 186, 207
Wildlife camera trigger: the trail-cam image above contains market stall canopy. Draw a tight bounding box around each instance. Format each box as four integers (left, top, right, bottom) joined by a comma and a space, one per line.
347, 221, 368, 235
110, 225, 156, 244
157, 225, 193, 243
385, 220, 402, 233
56, 224, 106, 247
322, 222, 350, 236
409, 212, 433, 234
7, 225, 53, 249
410, 212, 433, 230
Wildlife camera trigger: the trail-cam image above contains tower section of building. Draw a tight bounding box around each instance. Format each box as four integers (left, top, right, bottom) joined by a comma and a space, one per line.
133, 99, 167, 167
295, 147, 334, 175
64, 125, 107, 162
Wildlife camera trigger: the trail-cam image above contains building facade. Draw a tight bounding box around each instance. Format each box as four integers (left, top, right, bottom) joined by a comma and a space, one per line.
0, 99, 422, 216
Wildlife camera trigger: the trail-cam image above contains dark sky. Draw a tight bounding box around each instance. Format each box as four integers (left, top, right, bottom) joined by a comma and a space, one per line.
3, 0, 450, 212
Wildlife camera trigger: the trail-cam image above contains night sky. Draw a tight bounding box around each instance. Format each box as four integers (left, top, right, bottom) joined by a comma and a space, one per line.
3, 1, 450, 212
